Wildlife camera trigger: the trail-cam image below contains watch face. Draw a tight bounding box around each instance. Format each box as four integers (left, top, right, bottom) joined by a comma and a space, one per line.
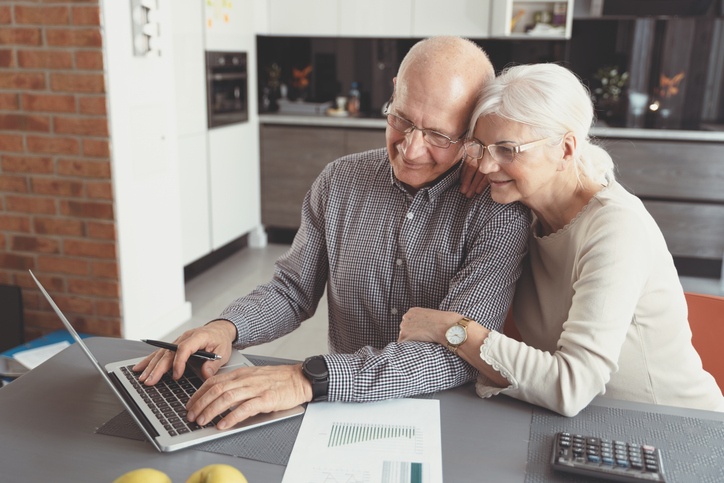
304, 356, 328, 378
446, 325, 467, 345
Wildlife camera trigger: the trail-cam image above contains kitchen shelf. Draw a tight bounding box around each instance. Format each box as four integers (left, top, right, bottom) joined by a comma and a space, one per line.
490, 0, 574, 39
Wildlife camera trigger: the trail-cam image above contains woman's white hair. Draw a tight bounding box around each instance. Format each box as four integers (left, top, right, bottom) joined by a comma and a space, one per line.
470, 63, 614, 185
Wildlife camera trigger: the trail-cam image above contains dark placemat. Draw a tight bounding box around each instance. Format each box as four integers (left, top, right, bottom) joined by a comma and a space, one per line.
96, 408, 303, 466
95, 354, 303, 465
525, 404, 724, 483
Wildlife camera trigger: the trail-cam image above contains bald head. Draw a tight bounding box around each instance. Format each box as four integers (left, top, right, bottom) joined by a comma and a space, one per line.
396, 36, 494, 119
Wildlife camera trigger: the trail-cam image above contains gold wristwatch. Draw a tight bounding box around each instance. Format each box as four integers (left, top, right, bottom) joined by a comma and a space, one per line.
445, 316, 473, 354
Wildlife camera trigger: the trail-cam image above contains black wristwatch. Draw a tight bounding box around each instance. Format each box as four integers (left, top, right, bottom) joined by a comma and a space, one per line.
302, 355, 329, 402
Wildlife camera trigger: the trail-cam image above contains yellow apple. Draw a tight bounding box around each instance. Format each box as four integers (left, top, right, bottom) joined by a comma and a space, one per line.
185, 464, 247, 483
112, 468, 172, 483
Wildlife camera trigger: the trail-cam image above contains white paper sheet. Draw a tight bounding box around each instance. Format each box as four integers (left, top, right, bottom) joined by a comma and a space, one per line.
282, 398, 443, 483
12, 341, 70, 370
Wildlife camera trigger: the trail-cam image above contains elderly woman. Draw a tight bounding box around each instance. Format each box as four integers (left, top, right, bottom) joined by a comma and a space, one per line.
398, 63, 724, 416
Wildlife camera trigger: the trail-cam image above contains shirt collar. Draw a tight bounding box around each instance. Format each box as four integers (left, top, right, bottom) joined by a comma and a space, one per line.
389, 158, 463, 202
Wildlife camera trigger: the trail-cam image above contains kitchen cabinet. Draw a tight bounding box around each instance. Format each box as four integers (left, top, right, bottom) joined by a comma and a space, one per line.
606, 138, 724, 260
260, 124, 385, 229
260, 122, 724, 269
412, 0, 491, 38
172, 1, 211, 266
340, 0, 413, 37
209, 124, 262, 248
176, 0, 263, 266
490, 0, 574, 39
178, 132, 211, 264
265, 0, 492, 38
205, 0, 263, 251
267, 0, 339, 36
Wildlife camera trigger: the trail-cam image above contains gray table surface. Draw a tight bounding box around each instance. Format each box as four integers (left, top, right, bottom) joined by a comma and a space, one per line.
1, 337, 722, 482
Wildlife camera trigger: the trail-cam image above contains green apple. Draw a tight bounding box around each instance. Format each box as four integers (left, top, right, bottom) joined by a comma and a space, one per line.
112, 468, 172, 483
185, 464, 247, 483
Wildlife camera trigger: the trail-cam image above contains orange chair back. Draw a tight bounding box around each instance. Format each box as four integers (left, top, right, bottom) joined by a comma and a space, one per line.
684, 292, 724, 391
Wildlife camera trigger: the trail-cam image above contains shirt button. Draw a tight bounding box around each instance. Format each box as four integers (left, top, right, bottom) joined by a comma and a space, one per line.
406, 212, 414, 220
391, 308, 398, 315
396, 259, 403, 266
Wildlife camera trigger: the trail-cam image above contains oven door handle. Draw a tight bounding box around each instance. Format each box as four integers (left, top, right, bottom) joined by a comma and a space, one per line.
209, 73, 247, 81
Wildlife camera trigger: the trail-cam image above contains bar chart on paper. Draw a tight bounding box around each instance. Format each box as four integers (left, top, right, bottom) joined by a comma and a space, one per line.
327, 422, 423, 453
282, 399, 443, 483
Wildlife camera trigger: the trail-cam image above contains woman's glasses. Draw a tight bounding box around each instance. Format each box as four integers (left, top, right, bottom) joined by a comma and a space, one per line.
464, 137, 552, 164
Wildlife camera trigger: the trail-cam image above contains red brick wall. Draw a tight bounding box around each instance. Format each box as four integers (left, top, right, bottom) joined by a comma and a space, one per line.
0, 1, 120, 341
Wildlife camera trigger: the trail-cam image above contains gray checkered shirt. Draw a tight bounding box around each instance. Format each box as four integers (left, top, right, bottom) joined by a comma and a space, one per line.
220, 148, 530, 402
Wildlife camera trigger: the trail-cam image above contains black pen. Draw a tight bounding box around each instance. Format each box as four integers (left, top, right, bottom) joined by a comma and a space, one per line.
141, 339, 221, 361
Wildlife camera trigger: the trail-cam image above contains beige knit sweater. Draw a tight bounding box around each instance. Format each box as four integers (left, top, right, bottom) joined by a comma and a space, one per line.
476, 180, 724, 416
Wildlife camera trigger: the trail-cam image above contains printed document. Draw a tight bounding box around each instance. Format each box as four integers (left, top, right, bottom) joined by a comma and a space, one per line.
282, 398, 443, 483
13, 341, 70, 370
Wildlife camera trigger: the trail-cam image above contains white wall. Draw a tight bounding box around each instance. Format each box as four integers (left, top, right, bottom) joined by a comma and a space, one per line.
101, 0, 192, 340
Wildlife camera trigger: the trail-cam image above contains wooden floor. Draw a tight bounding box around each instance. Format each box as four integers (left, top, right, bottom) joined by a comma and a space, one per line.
165, 244, 723, 357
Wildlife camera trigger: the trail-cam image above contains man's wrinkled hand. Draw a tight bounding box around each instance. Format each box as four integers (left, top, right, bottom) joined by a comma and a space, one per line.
459, 155, 489, 199
186, 364, 313, 429
132, 320, 237, 385
398, 307, 462, 345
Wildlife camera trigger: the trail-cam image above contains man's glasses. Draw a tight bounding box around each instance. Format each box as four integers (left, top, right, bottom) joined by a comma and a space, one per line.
464, 137, 552, 164
383, 101, 466, 149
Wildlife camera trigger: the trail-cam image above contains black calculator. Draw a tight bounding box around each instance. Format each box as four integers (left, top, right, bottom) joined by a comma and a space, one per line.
551, 432, 666, 482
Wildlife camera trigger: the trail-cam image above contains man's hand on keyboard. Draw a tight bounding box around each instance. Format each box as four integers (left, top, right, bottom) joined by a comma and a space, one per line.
132, 320, 237, 385
185, 364, 314, 429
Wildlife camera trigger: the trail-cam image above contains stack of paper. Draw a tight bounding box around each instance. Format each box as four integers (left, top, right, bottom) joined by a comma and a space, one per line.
0, 341, 70, 377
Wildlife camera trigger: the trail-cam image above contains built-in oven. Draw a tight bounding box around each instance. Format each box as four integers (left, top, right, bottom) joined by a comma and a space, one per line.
206, 51, 248, 128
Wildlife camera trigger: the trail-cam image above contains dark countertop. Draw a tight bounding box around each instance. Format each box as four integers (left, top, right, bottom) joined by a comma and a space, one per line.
259, 113, 724, 142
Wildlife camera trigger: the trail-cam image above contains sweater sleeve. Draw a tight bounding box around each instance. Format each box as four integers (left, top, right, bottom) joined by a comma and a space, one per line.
476, 202, 653, 417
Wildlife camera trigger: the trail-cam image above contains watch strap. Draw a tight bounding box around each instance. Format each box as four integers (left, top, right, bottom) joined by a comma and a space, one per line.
302, 355, 329, 402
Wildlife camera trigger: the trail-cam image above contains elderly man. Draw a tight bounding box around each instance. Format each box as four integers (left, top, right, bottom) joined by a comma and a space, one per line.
135, 36, 530, 429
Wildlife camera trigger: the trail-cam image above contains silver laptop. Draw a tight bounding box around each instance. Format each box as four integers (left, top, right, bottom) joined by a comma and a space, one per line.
30, 270, 305, 452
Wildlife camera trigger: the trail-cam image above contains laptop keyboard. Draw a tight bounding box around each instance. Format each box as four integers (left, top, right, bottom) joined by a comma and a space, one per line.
120, 365, 231, 437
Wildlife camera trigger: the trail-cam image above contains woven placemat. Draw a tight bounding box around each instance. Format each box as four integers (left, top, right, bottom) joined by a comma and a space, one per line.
525, 404, 724, 483
96, 408, 303, 465
96, 354, 302, 465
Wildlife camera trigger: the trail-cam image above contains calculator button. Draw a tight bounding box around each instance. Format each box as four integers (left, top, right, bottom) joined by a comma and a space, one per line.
616, 459, 629, 467
602, 456, 614, 465
587, 454, 601, 463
